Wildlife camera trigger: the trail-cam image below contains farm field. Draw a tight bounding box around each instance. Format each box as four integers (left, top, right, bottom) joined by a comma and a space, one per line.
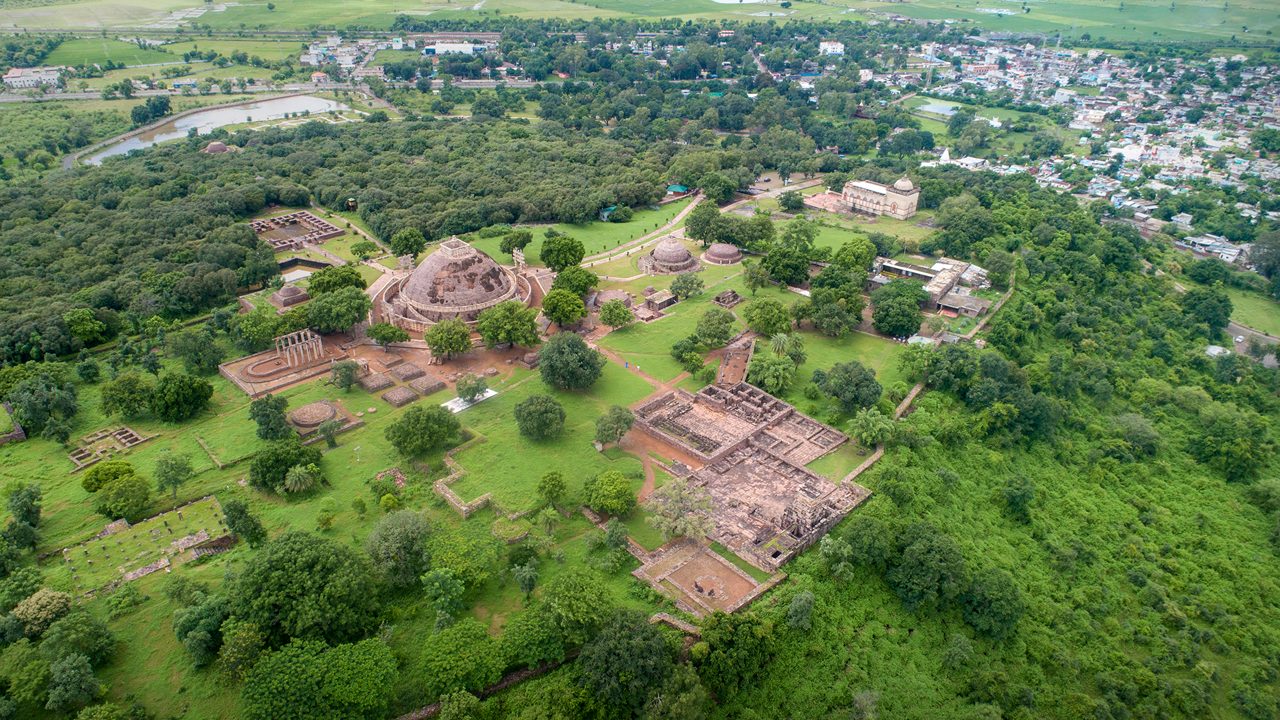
45, 38, 179, 67
826, 0, 1280, 42
163, 39, 302, 62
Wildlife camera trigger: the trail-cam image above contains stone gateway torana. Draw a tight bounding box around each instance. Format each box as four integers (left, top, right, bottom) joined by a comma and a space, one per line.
376, 237, 533, 332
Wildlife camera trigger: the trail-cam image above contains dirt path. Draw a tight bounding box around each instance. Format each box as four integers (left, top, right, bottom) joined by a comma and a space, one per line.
638, 455, 657, 501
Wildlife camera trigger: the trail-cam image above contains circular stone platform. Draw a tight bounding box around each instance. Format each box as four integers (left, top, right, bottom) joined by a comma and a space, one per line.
289, 401, 337, 428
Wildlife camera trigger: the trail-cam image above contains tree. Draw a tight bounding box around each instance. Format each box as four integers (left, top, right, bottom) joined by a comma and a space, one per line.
317, 419, 342, 448
12, 587, 72, 637
364, 510, 432, 589
149, 373, 213, 423
8, 373, 77, 435
539, 332, 605, 390
305, 286, 371, 334
63, 309, 107, 347
578, 611, 675, 716
962, 568, 1024, 640
100, 372, 151, 419
871, 281, 927, 338
778, 190, 804, 213
583, 470, 635, 517
1002, 476, 1035, 524
746, 353, 796, 395
248, 439, 323, 494
542, 288, 588, 328
692, 611, 775, 697
174, 594, 229, 666
307, 265, 366, 295
812, 361, 882, 412
154, 451, 194, 499
93, 473, 150, 521
594, 405, 634, 446
670, 273, 705, 300
420, 619, 503, 701
541, 569, 615, 647
422, 567, 466, 621
744, 298, 791, 336
696, 308, 736, 348
223, 499, 267, 548
499, 230, 533, 256
7, 484, 41, 528
513, 563, 538, 598
734, 256, 768, 296
551, 266, 599, 297
540, 235, 585, 272
283, 463, 324, 494
168, 328, 224, 375
786, 590, 815, 630
1181, 285, 1232, 334
476, 301, 540, 348
39, 610, 114, 667
249, 394, 292, 440
1188, 401, 1272, 481
331, 360, 359, 391
599, 300, 634, 329
456, 374, 487, 403
351, 240, 378, 260
215, 619, 264, 683
538, 471, 566, 508
769, 332, 806, 365
45, 653, 100, 713
515, 394, 566, 440
229, 531, 381, 647
886, 523, 967, 611
390, 227, 426, 257
366, 322, 409, 350
241, 639, 397, 720
644, 663, 710, 720
424, 319, 471, 360
647, 477, 713, 541
847, 408, 895, 447
81, 460, 135, 493
384, 405, 460, 457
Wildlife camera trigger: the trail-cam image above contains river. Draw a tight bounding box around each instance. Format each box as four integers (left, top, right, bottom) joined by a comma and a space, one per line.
85, 95, 348, 165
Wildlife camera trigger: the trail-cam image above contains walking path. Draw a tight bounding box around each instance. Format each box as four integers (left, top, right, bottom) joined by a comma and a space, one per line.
581, 196, 703, 269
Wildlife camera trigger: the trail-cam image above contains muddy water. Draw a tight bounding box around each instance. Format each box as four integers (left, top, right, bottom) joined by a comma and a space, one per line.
86, 95, 347, 165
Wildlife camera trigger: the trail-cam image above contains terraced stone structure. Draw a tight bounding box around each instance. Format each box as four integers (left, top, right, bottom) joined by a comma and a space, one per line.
635, 382, 868, 572
250, 210, 343, 251
376, 237, 533, 332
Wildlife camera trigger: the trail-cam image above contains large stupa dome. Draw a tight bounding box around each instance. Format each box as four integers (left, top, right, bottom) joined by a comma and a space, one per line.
379, 237, 530, 330
643, 237, 700, 274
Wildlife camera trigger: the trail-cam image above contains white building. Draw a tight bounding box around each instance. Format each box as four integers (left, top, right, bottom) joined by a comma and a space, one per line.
2, 66, 64, 90
819, 40, 845, 57
425, 42, 476, 55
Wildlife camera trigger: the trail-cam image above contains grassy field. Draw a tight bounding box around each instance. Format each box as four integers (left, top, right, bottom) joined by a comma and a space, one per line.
447, 365, 652, 514
827, 0, 1279, 42
163, 39, 303, 62
1222, 286, 1280, 337
45, 38, 179, 67
468, 198, 693, 269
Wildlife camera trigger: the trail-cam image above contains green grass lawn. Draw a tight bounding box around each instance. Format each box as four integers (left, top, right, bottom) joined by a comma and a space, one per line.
47, 38, 179, 67
709, 541, 772, 583
468, 198, 692, 268
806, 442, 873, 483
1223, 286, 1280, 337
448, 364, 653, 514
163, 39, 302, 62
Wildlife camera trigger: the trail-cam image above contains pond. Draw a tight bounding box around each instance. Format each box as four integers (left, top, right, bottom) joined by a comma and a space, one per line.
916, 101, 959, 117
85, 95, 348, 165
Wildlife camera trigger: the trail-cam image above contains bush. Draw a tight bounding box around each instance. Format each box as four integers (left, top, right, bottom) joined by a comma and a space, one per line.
514, 394, 566, 440
93, 474, 151, 521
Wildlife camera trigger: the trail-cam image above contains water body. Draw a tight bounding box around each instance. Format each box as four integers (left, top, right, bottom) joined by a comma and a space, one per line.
916, 102, 959, 117
85, 95, 348, 165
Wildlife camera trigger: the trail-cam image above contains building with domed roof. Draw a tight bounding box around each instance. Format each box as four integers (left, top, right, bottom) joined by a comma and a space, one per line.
801, 176, 919, 220
639, 236, 700, 275
839, 177, 919, 220
703, 242, 743, 266
375, 237, 532, 332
